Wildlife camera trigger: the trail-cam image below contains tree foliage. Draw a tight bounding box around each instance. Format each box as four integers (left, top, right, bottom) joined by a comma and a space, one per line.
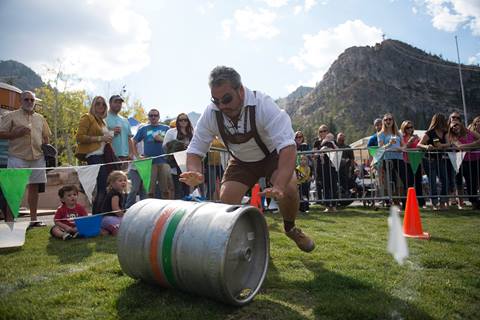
35, 85, 88, 165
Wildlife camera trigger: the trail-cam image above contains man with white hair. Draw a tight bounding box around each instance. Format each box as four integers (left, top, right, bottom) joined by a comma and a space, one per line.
0, 91, 51, 226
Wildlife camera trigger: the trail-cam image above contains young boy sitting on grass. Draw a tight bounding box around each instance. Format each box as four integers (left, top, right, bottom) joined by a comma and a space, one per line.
51, 185, 87, 240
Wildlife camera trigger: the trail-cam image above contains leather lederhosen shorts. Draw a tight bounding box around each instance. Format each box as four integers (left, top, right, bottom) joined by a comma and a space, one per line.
222, 151, 278, 189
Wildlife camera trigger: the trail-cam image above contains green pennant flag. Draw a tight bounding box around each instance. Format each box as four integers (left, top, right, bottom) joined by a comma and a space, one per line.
134, 159, 152, 193
407, 151, 424, 174
368, 146, 379, 157
0, 169, 32, 218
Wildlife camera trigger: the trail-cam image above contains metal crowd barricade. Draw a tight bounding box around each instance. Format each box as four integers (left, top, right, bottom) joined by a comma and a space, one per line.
189, 145, 480, 209
296, 146, 480, 209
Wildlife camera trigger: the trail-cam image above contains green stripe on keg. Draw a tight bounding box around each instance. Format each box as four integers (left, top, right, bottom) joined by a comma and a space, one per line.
161, 209, 187, 287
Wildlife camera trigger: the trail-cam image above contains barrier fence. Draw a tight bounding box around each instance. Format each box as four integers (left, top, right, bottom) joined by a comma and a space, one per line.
1, 146, 479, 215
200, 146, 480, 210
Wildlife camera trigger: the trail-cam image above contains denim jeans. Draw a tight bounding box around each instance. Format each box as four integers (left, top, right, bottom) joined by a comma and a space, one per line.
426, 158, 450, 205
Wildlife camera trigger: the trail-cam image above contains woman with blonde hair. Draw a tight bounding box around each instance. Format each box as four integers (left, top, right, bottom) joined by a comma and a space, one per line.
377, 113, 408, 206
75, 96, 114, 213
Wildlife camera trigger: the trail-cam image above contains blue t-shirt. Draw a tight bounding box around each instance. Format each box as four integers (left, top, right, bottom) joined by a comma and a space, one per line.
106, 112, 132, 157
377, 132, 402, 160
367, 133, 378, 147
134, 124, 169, 164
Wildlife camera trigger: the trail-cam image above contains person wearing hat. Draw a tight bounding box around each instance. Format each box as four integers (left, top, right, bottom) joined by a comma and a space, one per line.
106, 95, 134, 165
0, 91, 51, 226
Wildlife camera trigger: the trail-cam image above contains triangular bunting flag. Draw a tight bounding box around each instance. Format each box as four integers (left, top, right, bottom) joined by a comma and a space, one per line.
75, 165, 101, 204
173, 150, 187, 173
0, 168, 32, 218
329, 150, 343, 172
368, 146, 379, 157
134, 158, 152, 192
0, 221, 30, 248
447, 151, 466, 173
407, 151, 424, 174
372, 148, 386, 166
387, 206, 409, 265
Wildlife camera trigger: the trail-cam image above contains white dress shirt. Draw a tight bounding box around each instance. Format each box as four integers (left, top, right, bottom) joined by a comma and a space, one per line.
187, 87, 295, 162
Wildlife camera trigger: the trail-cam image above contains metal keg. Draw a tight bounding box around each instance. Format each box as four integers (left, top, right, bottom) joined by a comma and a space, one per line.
117, 199, 269, 306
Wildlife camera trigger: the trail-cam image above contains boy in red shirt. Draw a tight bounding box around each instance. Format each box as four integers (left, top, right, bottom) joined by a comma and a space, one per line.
51, 185, 87, 240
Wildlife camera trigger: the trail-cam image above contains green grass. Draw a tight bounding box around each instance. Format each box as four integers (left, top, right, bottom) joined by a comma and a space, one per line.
1, 206, 479, 320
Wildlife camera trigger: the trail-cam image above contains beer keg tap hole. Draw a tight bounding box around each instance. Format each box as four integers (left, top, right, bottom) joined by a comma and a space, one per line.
243, 247, 252, 262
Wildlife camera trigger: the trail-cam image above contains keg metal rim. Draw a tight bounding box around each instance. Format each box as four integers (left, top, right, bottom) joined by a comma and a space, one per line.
220, 205, 269, 306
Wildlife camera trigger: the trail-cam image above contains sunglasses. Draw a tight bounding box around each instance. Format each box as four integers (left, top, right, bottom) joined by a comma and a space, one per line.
405, 126, 413, 129
319, 130, 327, 133
178, 118, 188, 122
384, 118, 393, 122
211, 93, 233, 106
23, 98, 35, 102
148, 114, 159, 118
295, 136, 303, 139
95, 102, 107, 106
451, 116, 461, 120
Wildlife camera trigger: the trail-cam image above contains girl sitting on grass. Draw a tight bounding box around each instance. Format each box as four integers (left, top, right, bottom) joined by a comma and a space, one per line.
101, 170, 128, 236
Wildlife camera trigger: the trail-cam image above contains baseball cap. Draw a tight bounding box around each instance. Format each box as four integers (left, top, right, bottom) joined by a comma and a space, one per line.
109, 95, 125, 103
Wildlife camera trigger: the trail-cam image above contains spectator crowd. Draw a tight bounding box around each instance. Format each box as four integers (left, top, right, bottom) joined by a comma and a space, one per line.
0, 80, 479, 244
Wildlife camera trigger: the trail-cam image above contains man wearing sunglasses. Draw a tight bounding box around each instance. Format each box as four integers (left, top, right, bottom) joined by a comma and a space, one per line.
133, 108, 173, 199
0, 91, 51, 227
180, 66, 315, 253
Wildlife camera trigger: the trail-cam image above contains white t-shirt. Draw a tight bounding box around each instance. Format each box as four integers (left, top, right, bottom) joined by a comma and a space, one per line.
187, 87, 295, 162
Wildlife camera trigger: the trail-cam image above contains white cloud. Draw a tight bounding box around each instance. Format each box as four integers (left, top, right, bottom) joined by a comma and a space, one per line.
412, 7, 418, 14
416, 0, 480, 35
222, 19, 233, 40
287, 19, 383, 86
198, 1, 215, 15
230, 7, 280, 40
304, 0, 318, 12
0, 0, 151, 83
468, 52, 480, 65
294, 0, 318, 14
261, 0, 289, 7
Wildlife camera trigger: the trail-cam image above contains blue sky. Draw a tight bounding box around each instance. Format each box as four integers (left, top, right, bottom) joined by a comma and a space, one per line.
0, 0, 479, 119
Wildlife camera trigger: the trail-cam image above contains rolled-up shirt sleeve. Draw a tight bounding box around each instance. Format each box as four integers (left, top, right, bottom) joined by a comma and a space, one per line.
260, 95, 295, 153
186, 108, 217, 158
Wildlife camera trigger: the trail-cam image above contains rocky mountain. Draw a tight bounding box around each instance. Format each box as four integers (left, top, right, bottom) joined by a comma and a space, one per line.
0, 60, 44, 91
281, 39, 480, 143
276, 85, 313, 111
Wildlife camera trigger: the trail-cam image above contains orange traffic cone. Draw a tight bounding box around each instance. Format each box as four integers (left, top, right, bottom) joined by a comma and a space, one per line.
250, 183, 263, 213
403, 187, 430, 239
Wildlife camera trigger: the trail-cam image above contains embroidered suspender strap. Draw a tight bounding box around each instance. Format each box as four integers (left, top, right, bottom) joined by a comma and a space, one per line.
248, 105, 270, 157
214, 110, 237, 159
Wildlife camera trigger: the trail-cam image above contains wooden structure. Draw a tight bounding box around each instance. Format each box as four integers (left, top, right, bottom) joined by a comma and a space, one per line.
0, 82, 22, 110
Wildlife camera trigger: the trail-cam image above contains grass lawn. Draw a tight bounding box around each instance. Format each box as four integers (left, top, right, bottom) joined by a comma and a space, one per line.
1, 206, 479, 320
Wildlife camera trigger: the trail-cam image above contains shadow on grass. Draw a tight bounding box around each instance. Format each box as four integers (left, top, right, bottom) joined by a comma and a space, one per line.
115, 279, 308, 320
0, 247, 23, 255
46, 234, 118, 264
46, 237, 94, 263
265, 259, 434, 320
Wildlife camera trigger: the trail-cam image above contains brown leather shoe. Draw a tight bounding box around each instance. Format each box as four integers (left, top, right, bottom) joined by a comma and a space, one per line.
286, 227, 315, 252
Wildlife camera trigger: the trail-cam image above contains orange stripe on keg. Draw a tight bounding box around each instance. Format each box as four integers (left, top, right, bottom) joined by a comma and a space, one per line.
149, 206, 176, 287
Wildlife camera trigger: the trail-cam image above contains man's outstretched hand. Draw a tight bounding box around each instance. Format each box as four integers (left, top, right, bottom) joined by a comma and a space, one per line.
179, 171, 204, 187
260, 186, 285, 200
